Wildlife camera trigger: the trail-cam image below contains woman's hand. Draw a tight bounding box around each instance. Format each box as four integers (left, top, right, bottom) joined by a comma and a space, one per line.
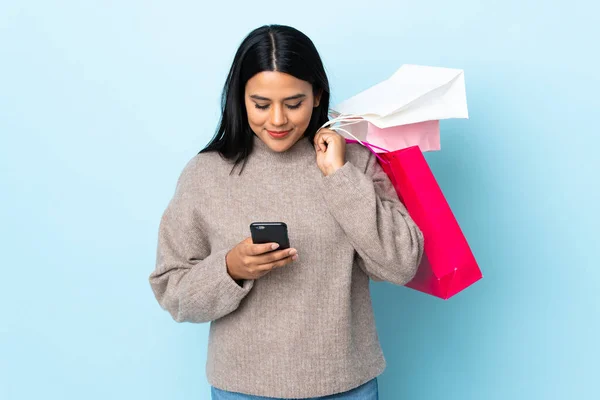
225, 237, 298, 281
314, 128, 346, 176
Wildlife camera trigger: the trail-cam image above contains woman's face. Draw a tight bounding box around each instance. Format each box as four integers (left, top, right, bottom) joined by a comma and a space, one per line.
245, 71, 321, 152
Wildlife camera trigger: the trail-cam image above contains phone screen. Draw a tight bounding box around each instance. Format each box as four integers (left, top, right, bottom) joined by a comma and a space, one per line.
250, 222, 290, 250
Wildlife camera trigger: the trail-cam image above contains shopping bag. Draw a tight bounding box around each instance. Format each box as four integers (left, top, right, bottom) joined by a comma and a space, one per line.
339, 119, 441, 153
325, 64, 468, 152
346, 139, 483, 299
321, 63, 479, 298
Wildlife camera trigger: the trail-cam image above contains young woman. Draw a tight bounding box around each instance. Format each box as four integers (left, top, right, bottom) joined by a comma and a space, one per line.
149, 24, 424, 400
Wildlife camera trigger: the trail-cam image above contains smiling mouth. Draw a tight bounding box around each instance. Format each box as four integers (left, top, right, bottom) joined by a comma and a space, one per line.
266, 129, 292, 138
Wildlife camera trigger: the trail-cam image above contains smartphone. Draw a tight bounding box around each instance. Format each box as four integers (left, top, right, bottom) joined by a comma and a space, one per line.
250, 222, 290, 251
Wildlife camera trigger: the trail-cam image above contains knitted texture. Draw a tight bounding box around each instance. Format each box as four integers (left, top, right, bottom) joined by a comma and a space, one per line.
149, 134, 424, 398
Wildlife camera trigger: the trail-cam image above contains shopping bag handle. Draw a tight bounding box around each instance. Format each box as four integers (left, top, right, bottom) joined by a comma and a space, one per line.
319, 111, 391, 164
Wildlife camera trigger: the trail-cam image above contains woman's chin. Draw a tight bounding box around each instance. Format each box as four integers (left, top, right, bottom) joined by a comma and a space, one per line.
263, 132, 303, 152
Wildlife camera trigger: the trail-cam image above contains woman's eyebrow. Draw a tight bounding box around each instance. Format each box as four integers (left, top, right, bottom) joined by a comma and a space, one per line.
250, 94, 307, 101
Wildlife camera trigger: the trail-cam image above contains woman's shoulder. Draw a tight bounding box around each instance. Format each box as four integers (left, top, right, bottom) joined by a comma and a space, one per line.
344, 141, 376, 173
175, 150, 233, 191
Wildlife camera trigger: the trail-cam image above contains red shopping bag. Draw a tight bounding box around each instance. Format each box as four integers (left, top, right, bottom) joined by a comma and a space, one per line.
347, 140, 482, 299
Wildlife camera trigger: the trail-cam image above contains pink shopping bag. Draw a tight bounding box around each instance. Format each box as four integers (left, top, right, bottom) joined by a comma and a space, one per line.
340, 119, 441, 152
347, 139, 482, 299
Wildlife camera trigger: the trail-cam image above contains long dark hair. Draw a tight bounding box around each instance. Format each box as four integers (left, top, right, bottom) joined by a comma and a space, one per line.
199, 24, 331, 174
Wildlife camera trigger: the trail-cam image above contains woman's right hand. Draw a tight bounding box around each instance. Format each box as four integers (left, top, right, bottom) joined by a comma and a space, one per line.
225, 237, 298, 281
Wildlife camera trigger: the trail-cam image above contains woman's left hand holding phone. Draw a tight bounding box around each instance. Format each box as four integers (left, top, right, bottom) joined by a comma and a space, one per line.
225, 237, 299, 281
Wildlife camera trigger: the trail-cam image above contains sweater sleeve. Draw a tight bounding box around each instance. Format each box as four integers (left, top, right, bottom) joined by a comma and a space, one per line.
319, 151, 425, 285
149, 158, 254, 323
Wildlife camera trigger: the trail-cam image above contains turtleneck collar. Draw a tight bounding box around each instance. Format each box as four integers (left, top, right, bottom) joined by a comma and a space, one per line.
250, 133, 315, 163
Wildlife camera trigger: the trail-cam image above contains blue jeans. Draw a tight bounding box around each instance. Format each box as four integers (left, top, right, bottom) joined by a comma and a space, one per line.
211, 377, 378, 400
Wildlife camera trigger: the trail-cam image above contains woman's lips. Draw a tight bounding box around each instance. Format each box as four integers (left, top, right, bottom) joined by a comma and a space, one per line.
267, 129, 291, 139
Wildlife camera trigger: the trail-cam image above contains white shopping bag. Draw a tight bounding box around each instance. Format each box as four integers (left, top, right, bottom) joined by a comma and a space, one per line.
321, 64, 469, 151
331, 64, 469, 128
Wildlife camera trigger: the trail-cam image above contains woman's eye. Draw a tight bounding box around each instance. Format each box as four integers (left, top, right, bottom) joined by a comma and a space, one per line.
254, 102, 303, 110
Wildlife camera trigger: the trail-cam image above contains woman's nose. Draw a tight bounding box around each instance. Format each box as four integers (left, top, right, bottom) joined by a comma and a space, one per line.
270, 104, 288, 127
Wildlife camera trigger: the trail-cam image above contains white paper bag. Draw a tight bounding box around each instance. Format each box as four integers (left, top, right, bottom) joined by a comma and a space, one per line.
330, 64, 469, 128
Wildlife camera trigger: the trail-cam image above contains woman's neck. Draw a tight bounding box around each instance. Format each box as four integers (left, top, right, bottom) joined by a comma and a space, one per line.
250, 133, 314, 164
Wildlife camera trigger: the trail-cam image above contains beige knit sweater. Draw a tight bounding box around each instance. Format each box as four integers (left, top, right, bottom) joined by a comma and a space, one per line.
149, 133, 424, 398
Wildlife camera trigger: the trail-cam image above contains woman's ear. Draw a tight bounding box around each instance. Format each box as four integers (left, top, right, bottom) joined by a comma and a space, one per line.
314, 89, 323, 108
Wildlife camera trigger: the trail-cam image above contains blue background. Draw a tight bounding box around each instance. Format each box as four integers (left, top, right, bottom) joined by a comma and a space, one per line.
1, 1, 598, 399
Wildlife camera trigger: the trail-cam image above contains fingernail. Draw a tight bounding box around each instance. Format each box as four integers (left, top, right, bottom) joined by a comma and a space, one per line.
271, 243, 279, 250
292, 255, 299, 261
289, 249, 297, 256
